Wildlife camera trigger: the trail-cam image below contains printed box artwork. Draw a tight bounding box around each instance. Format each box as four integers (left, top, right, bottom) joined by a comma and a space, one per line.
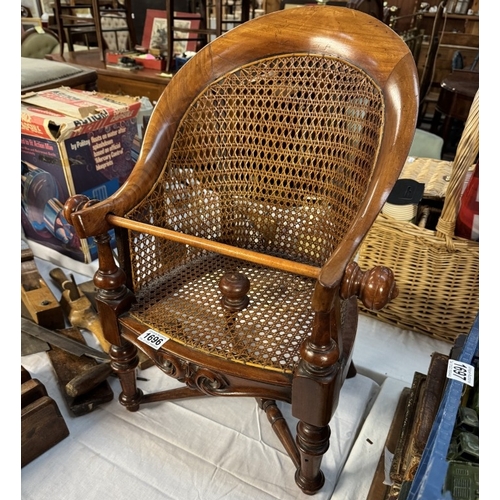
21, 88, 140, 263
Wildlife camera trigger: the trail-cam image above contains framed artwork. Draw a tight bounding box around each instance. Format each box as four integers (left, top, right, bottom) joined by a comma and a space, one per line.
40, 0, 53, 15
142, 9, 201, 56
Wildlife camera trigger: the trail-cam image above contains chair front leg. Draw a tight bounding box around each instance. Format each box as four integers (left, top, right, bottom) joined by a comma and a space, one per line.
109, 340, 142, 412
292, 308, 341, 494
92, 231, 142, 411
295, 421, 330, 494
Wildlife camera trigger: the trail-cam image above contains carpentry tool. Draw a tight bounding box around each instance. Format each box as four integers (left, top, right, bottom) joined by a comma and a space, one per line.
21, 239, 65, 329
49, 267, 112, 353
65, 362, 113, 398
21, 317, 109, 361
51, 331, 114, 415
21, 318, 113, 408
21, 330, 50, 356
22, 317, 117, 399
50, 267, 154, 369
21, 365, 69, 467
22, 321, 148, 404
65, 365, 149, 398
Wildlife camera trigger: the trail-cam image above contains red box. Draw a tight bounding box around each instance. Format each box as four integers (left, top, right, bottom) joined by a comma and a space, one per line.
134, 55, 166, 71
105, 51, 166, 71
105, 51, 125, 64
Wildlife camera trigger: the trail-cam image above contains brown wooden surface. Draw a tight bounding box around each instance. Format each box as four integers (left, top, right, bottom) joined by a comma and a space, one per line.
367, 353, 449, 498
436, 70, 479, 121
63, 7, 420, 495
420, 12, 479, 36
431, 69, 479, 148
415, 0, 479, 121
46, 49, 171, 101
21, 378, 48, 408
417, 39, 478, 100
65, 362, 113, 398
21, 365, 31, 384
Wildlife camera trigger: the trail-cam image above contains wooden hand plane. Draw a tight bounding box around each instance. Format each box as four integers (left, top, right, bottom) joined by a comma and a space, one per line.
21, 240, 65, 330
49, 267, 153, 369
49, 267, 112, 352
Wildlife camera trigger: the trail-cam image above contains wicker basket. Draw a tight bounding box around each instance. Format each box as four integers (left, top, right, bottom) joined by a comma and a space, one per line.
357, 90, 479, 343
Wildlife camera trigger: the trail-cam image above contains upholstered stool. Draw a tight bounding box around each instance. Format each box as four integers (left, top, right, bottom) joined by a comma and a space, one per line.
21, 57, 97, 94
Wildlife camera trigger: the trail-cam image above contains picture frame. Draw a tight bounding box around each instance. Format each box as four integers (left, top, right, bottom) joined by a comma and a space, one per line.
142, 10, 201, 57
40, 0, 53, 15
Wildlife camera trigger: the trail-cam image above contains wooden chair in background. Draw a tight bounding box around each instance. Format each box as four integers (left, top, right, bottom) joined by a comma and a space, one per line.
164, 0, 254, 72
52, 0, 136, 61
64, 6, 419, 495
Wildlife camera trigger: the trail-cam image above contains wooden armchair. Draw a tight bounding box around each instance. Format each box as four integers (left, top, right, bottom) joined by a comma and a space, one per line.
64, 6, 418, 495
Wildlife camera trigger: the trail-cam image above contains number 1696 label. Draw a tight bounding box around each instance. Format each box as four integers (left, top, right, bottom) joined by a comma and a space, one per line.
138, 329, 170, 350
447, 359, 475, 387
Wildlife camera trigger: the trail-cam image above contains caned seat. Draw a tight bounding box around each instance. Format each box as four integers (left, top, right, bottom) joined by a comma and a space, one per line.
64, 6, 419, 495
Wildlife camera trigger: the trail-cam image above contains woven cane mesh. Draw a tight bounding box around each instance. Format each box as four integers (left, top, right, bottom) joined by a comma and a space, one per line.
126, 54, 383, 371
128, 251, 318, 371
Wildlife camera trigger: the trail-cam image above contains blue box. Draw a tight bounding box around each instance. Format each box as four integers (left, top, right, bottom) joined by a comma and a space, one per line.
407, 316, 479, 499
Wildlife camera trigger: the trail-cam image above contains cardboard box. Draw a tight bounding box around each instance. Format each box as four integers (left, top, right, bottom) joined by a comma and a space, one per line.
21, 88, 141, 263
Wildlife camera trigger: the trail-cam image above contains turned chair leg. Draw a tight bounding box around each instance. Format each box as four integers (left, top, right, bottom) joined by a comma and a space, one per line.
295, 420, 330, 495
109, 340, 143, 412
258, 398, 300, 469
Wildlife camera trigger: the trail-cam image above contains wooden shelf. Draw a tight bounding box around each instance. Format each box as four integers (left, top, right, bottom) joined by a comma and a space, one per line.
422, 13, 479, 21
46, 50, 171, 102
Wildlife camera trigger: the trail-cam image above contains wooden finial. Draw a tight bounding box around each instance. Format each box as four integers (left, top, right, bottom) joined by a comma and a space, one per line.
219, 272, 250, 311
340, 261, 398, 310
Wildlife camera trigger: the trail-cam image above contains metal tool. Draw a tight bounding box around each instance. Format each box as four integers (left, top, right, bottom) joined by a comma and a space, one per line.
21, 331, 50, 356
21, 317, 109, 362
49, 267, 112, 353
